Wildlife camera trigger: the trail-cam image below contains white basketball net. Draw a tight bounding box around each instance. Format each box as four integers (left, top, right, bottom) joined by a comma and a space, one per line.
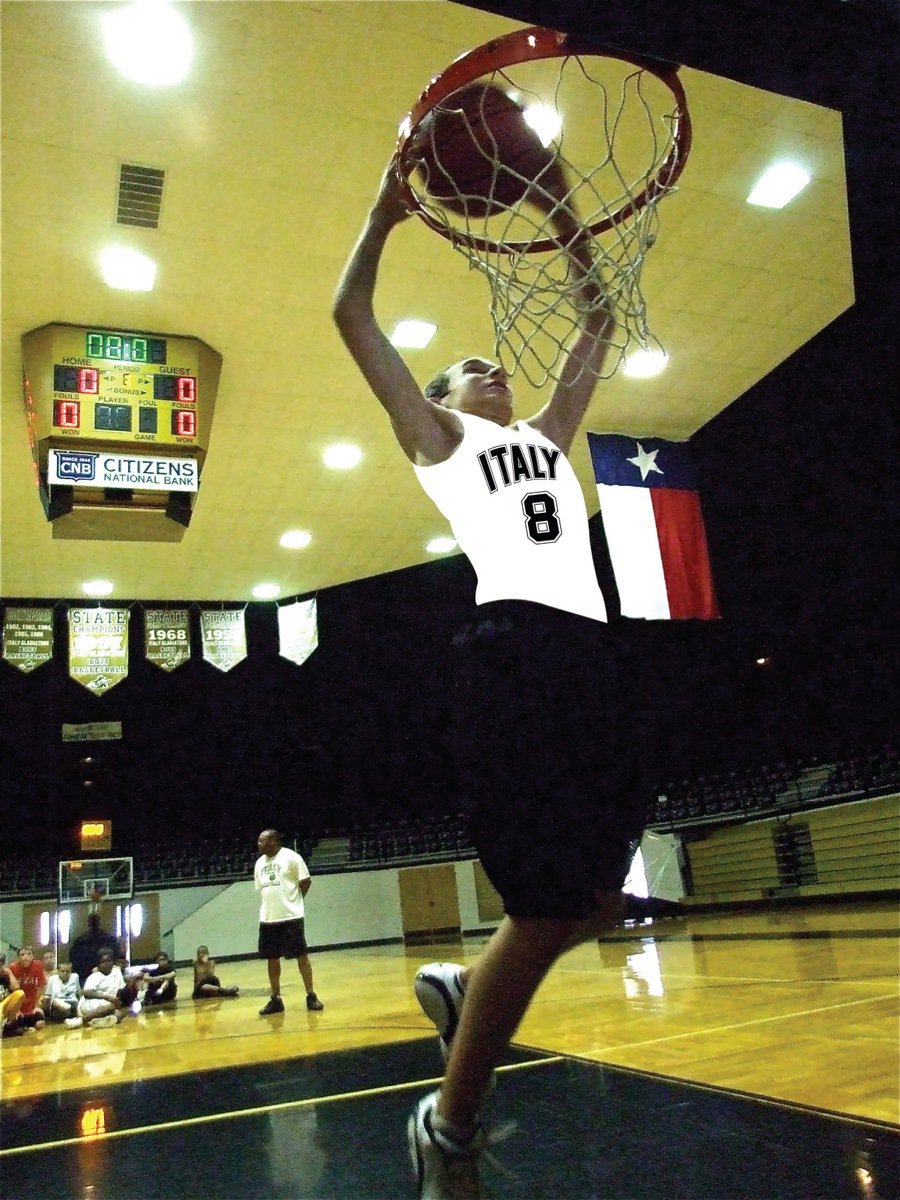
402, 51, 688, 388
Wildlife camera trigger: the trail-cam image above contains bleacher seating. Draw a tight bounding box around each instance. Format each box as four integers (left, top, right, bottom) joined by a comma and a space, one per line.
1, 747, 894, 901
648, 744, 898, 833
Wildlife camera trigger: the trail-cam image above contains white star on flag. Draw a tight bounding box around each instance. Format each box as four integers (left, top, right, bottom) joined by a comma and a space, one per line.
627, 442, 664, 481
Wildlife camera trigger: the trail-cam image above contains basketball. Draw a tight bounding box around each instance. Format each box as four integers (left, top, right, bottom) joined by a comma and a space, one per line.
413, 82, 558, 217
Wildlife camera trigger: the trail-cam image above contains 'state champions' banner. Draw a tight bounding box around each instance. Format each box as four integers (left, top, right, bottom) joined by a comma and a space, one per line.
2, 607, 54, 673
68, 607, 130, 694
277, 599, 319, 667
588, 433, 720, 620
200, 608, 247, 672
144, 609, 191, 672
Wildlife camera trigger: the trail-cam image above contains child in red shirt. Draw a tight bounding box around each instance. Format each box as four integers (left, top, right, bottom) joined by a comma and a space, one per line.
9, 946, 47, 1030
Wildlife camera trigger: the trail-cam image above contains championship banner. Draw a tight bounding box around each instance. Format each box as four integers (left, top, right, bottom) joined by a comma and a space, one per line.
68, 607, 130, 694
144, 609, 191, 672
2, 606, 54, 673
200, 608, 247, 672
587, 433, 720, 620
277, 599, 319, 667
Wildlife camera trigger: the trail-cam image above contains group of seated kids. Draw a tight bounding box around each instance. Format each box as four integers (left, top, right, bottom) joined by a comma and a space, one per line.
1, 944, 239, 1035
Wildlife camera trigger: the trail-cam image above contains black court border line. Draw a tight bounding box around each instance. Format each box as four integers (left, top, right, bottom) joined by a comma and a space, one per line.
514, 1044, 900, 1135
0, 1055, 564, 1158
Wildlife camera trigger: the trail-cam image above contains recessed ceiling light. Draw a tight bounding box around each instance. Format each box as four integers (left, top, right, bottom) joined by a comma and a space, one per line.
252, 583, 281, 600
523, 103, 562, 148
390, 320, 437, 350
747, 162, 811, 209
426, 536, 457, 554
100, 246, 157, 291
101, 1, 194, 86
322, 443, 362, 469
623, 349, 669, 379
280, 529, 312, 550
82, 579, 114, 597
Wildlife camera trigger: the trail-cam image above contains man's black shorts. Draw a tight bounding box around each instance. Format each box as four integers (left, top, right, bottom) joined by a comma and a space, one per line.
451, 601, 654, 921
258, 918, 309, 959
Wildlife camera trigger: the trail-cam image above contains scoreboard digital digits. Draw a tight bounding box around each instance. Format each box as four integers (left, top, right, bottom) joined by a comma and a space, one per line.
85, 332, 167, 363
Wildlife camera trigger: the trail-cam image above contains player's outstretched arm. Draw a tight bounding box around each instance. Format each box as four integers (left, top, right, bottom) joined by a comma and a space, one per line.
524, 171, 616, 454
332, 164, 455, 464
528, 239, 615, 455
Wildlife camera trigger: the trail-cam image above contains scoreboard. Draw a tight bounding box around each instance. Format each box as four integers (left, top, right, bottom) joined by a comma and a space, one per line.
23, 323, 221, 448
22, 323, 223, 539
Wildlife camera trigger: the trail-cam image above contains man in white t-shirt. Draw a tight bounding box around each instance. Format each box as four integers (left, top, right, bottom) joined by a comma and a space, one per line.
77, 951, 127, 1027
254, 829, 324, 1015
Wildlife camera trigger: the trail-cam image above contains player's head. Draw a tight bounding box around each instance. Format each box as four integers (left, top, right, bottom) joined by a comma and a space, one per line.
157, 952, 171, 967
196, 945, 209, 959
58, 962, 72, 980
257, 828, 281, 856
88, 913, 102, 932
97, 951, 114, 973
17, 946, 34, 966
425, 357, 513, 426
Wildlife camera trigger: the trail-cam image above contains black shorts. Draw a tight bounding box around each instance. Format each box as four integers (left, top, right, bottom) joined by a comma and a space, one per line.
192, 974, 221, 999
452, 601, 654, 920
258, 918, 308, 959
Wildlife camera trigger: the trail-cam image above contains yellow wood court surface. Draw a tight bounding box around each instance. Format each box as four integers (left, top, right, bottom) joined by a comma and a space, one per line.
3, 900, 897, 1128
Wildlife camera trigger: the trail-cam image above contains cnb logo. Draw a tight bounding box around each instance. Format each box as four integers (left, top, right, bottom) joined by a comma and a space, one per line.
55, 451, 96, 480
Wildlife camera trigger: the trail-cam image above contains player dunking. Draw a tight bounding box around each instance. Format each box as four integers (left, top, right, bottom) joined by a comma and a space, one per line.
333, 162, 652, 1198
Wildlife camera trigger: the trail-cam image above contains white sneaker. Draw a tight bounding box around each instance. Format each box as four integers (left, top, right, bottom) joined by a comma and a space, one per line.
408, 1091, 482, 1200
414, 963, 466, 1063
64, 1016, 84, 1028
89, 1014, 118, 1028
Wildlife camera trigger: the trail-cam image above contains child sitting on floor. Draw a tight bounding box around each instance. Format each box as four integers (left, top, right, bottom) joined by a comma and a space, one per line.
192, 945, 239, 999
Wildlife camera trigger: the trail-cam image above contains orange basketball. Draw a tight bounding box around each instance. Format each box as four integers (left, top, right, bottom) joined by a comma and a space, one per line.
414, 82, 557, 217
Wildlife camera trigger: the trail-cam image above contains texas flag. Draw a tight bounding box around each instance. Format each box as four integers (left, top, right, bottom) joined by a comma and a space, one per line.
587, 433, 720, 620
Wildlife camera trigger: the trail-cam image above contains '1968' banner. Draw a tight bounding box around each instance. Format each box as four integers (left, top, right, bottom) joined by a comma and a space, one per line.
144, 609, 191, 672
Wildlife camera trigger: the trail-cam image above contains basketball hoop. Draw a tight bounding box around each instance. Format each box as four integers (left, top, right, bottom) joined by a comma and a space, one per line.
394, 26, 692, 387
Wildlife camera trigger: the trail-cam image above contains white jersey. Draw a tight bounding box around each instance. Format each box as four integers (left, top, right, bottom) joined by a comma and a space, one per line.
46, 972, 80, 1004
413, 411, 607, 621
78, 965, 125, 1018
255, 846, 310, 923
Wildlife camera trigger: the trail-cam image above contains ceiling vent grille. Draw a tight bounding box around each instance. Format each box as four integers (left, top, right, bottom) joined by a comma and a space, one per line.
116, 163, 165, 228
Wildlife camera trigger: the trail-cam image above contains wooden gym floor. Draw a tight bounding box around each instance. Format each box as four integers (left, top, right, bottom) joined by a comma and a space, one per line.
1, 900, 898, 1198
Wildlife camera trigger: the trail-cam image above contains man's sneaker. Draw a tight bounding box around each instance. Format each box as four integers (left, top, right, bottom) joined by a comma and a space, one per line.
64, 1016, 84, 1028
408, 1091, 481, 1200
414, 963, 466, 1063
259, 995, 285, 1016
89, 1014, 118, 1028
305, 992, 324, 1011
